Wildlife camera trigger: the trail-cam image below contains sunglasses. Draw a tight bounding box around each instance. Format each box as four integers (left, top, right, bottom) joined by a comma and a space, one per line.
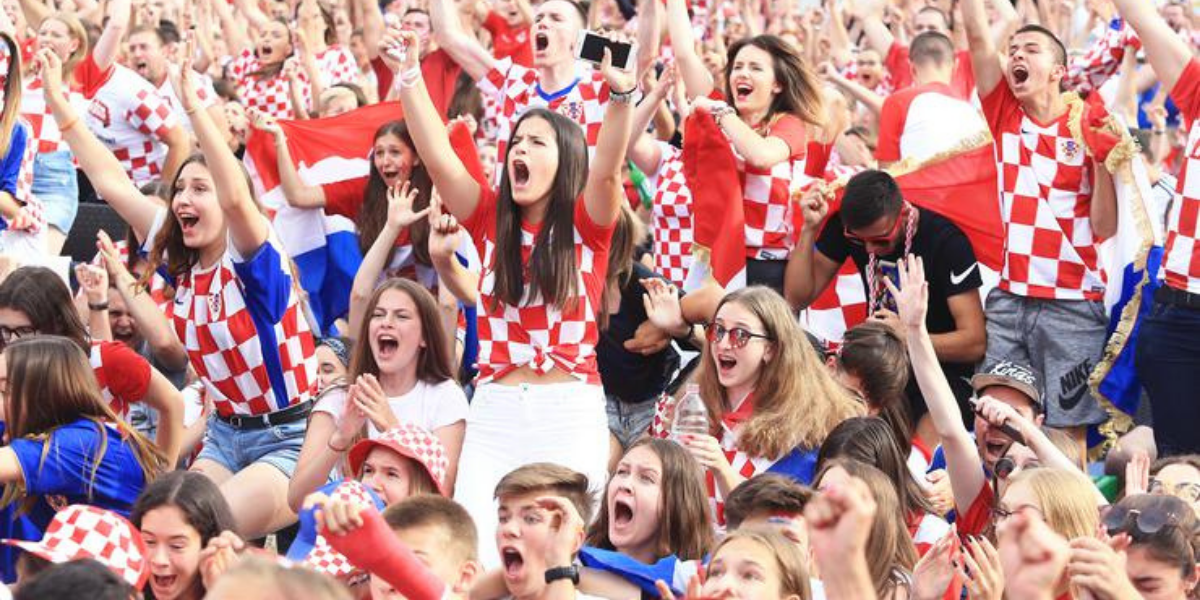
1101, 501, 1187, 538
844, 206, 906, 246
1149, 478, 1200, 503
706, 323, 773, 349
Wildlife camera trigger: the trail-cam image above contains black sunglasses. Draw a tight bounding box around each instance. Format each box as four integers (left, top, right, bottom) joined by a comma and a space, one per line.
705, 323, 773, 349
1102, 500, 1188, 538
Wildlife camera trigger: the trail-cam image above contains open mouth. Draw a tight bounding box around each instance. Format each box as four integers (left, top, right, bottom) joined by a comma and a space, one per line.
258, 45, 274, 60
177, 212, 199, 233
534, 33, 549, 52
1011, 65, 1029, 85
984, 437, 1009, 457
151, 574, 177, 590
376, 333, 399, 358
511, 159, 530, 187
381, 169, 400, 183
717, 355, 737, 372
613, 499, 634, 526
501, 547, 525, 578
134, 59, 149, 74
734, 82, 753, 102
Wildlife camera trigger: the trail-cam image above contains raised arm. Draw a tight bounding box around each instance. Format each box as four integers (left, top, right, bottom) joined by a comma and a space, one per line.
96, 230, 188, 371
820, 64, 884, 115
211, 0, 251, 57
783, 186, 842, 309
887, 255, 987, 514
584, 51, 637, 228
848, 0, 895, 58
15, 0, 49, 29
961, 0, 1004, 95
92, 0, 131, 73
173, 38, 268, 256
634, 0, 660, 80
389, 28, 482, 221
427, 194, 480, 306
665, 0, 714, 99
429, 0, 497, 82
347, 182, 431, 338
699, 97, 795, 170
37, 49, 160, 242
1111, 0, 1191, 92
355, 0, 385, 61
250, 111, 327, 208
141, 367, 185, 464
625, 68, 676, 176
232, 0, 269, 33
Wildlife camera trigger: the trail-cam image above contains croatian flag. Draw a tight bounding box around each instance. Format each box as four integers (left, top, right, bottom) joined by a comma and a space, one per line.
680, 109, 747, 291
243, 102, 403, 336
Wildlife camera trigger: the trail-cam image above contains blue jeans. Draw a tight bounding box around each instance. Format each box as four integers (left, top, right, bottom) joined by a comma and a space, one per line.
31, 151, 79, 234
1135, 300, 1200, 456
195, 416, 306, 476
605, 395, 657, 449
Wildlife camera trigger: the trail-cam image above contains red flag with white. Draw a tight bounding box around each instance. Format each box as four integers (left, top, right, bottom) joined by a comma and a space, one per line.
681, 110, 747, 291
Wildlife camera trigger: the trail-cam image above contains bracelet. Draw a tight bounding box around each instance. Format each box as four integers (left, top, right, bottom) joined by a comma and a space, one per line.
609, 85, 639, 105
185, 106, 201, 116
1152, 129, 1166, 135
59, 115, 79, 133
88, 301, 109, 311
398, 66, 422, 89
328, 438, 350, 453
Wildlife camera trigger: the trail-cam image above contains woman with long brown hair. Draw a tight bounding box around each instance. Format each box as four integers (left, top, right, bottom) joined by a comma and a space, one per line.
0, 29, 39, 255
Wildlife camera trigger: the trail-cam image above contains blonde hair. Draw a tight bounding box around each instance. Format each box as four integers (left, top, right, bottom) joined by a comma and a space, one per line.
1006, 468, 1099, 541
41, 13, 89, 78
710, 527, 812, 600
698, 287, 863, 458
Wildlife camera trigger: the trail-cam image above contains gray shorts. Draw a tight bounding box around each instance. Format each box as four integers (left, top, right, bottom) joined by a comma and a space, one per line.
982, 288, 1109, 428
605, 395, 658, 449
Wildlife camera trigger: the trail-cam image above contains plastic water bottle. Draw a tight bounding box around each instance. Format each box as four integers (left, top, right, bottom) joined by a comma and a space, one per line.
671, 384, 710, 442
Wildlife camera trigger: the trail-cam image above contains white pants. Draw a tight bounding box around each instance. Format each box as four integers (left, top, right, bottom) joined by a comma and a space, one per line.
454, 381, 610, 568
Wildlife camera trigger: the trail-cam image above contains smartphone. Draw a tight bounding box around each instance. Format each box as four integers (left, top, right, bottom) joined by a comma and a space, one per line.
878, 260, 900, 312
575, 30, 635, 71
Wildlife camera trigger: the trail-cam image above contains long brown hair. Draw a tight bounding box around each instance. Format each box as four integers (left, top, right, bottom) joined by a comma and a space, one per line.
0, 337, 167, 514
817, 417, 936, 525
599, 204, 644, 331
816, 459, 917, 599
698, 287, 863, 458
585, 438, 714, 561
348, 278, 454, 385
491, 109, 588, 312
836, 321, 913, 449
358, 121, 433, 267
724, 35, 824, 127
0, 33, 21, 158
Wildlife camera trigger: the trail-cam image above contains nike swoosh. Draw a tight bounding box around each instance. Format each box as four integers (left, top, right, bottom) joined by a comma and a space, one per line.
950, 263, 979, 285
1059, 382, 1088, 411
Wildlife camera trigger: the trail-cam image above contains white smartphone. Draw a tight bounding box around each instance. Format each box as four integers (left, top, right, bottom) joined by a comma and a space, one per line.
575, 30, 636, 70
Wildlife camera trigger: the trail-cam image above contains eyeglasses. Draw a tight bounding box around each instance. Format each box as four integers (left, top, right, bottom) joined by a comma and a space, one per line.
0, 326, 36, 350
706, 323, 773, 349
1149, 478, 1200, 503
844, 206, 906, 246
992, 503, 1043, 521
1101, 501, 1187, 538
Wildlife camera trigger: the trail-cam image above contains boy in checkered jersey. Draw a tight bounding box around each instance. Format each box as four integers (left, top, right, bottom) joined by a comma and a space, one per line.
1115, 0, 1200, 456
960, 0, 1119, 440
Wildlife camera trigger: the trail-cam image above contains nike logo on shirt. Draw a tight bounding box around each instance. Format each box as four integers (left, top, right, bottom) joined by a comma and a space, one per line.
950, 263, 979, 285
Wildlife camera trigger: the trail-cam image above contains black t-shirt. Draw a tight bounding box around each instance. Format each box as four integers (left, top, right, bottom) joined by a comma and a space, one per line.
817, 207, 982, 418
597, 262, 681, 404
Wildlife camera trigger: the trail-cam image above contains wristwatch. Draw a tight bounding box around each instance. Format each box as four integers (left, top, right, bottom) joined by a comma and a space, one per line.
544, 565, 580, 586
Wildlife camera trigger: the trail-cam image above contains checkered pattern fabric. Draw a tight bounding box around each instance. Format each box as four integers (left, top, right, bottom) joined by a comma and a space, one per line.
986, 85, 1105, 300
479, 57, 609, 186
651, 144, 694, 288
468, 198, 610, 386
302, 481, 378, 579
1065, 23, 1140, 95
480, 91, 502, 143
1, 505, 148, 589
350, 423, 450, 494
229, 50, 311, 119
735, 118, 807, 258
84, 67, 180, 188
839, 60, 894, 97
316, 46, 359, 87
12, 119, 43, 236
798, 259, 869, 350
156, 73, 218, 136
167, 223, 316, 417
21, 77, 87, 154
1164, 60, 1200, 293
909, 511, 951, 557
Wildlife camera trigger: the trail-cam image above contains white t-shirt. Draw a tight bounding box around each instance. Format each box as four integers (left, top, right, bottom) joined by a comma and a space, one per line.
314, 379, 468, 437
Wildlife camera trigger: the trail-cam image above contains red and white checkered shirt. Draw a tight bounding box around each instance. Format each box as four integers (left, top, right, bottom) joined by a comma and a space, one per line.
156, 73, 218, 135
316, 46, 359, 87
799, 259, 869, 350
89, 340, 152, 421
1162, 59, 1200, 294
650, 143, 694, 288
735, 114, 807, 259
84, 64, 181, 188
479, 58, 610, 186
464, 191, 613, 386
981, 81, 1105, 300
1065, 21, 1141, 96
21, 76, 87, 154
161, 215, 317, 417
228, 49, 311, 120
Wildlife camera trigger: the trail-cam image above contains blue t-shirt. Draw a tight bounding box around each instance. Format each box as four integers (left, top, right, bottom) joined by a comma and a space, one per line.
0, 124, 28, 197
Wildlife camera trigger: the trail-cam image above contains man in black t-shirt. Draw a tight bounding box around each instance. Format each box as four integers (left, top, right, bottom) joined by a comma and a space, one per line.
785, 170, 986, 428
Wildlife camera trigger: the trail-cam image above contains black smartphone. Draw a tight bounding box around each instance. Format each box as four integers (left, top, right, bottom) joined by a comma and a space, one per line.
575, 30, 635, 70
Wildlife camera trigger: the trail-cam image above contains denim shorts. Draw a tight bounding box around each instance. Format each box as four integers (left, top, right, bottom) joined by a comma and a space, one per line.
30, 151, 79, 234
605, 395, 658, 449
195, 415, 306, 477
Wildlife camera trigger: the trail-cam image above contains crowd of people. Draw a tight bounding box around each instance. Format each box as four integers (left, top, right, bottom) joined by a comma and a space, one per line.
0, 0, 1197, 597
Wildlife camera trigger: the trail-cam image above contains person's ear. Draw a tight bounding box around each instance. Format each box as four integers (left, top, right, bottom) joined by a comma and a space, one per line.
454, 560, 483, 594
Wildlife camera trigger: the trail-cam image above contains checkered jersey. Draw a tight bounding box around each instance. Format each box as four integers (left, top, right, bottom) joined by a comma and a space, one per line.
21, 77, 87, 154
1065, 21, 1140, 96
14, 119, 42, 235
798, 259, 869, 350
650, 143, 694, 288
1163, 59, 1200, 293
909, 511, 951, 557
156, 73, 218, 135
981, 83, 1105, 300
735, 114, 807, 258
84, 66, 181, 188
2, 505, 149, 589
465, 192, 613, 385
229, 49, 311, 119
316, 46, 359, 87
479, 57, 609, 186
89, 340, 152, 421
165, 216, 317, 417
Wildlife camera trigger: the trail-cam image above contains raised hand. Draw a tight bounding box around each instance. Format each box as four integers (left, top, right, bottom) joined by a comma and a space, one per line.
806, 475, 877, 582
75, 263, 109, 305
1067, 536, 1139, 600
386, 181, 431, 230
997, 510, 1070, 600
248, 108, 284, 139
198, 530, 246, 590
169, 34, 201, 111
426, 192, 462, 261
795, 184, 831, 232
912, 528, 960, 600
599, 46, 636, 93
329, 384, 367, 452
352, 374, 398, 432
306, 492, 367, 536
535, 496, 586, 569
1124, 449, 1151, 496
960, 535, 1004, 600
35, 49, 65, 100
883, 254, 928, 330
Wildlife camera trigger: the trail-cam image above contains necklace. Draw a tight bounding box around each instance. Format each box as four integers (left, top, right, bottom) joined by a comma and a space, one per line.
865, 202, 919, 314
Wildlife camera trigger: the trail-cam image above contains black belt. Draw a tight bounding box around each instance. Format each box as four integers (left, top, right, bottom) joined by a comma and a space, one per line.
217, 400, 313, 430
1155, 285, 1200, 311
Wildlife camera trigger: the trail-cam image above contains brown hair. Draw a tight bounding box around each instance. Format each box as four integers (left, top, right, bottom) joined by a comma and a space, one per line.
358, 121, 434, 267
207, 555, 352, 600
815, 459, 917, 598
725, 35, 824, 127
836, 321, 913, 449
585, 438, 713, 561
599, 204, 645, 331
0, 266, 89, 350
383, 495, 479, 564
1111, 494, 1199, 580
723, 474, 815, 530
0, 337, 167, 514
494, 463, 592, 523
1150, 454, 1200, 479
249, 19, 294, 80
708, 528, 812, 600
1005, 468, 1099, 542
42, 13, 89, 79
348, 278, 455, 385
817, 417, 935, 523
698, 287, 863, 458
0, 33, 21, 159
